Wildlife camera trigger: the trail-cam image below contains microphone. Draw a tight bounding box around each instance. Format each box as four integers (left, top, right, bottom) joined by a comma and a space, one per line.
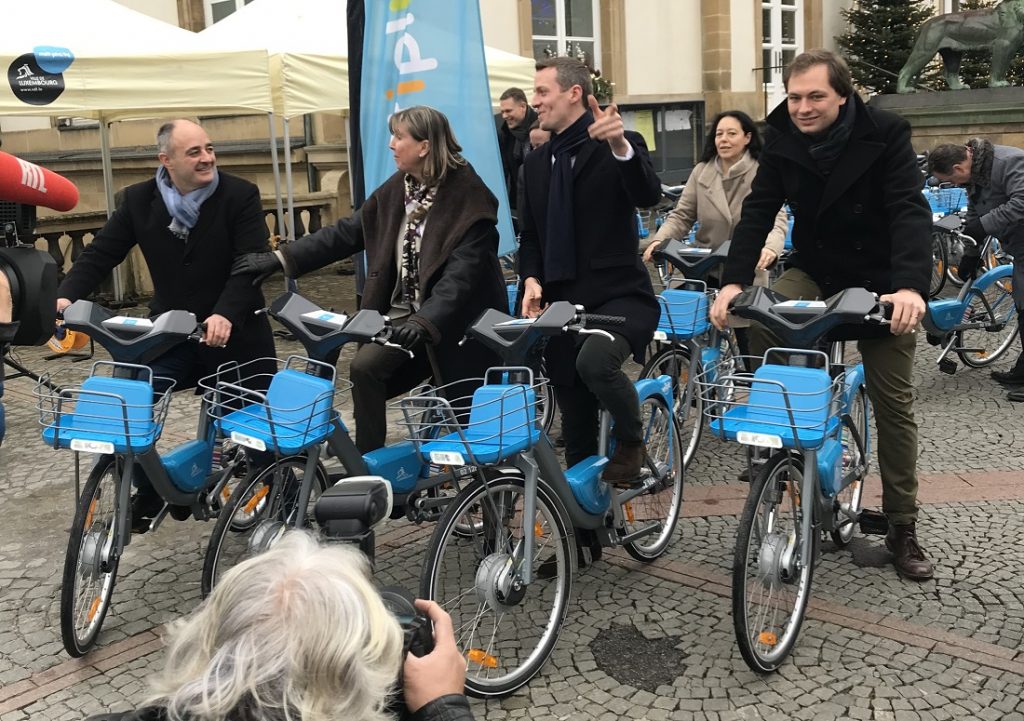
0, 150, 78, 211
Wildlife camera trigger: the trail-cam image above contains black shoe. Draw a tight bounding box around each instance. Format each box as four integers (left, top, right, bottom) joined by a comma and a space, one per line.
992, 358, 1024, 385
602, 441, 646, 487
738, 468, 751, 483
130, 492, 165, 534
1008, 389, 1024, 403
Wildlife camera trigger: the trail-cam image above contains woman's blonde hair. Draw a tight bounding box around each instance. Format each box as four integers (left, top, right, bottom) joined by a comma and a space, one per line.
388, 105, 466, 185
148, 531, 404, 721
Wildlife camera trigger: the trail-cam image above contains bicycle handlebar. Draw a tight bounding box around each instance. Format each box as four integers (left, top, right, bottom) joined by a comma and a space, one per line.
653, 239, 731, 281
264, 291, 391, 362
60, 300, 201, 365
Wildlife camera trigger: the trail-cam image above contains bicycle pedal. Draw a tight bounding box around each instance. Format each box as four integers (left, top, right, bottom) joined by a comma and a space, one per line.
858, 509, 889, 535
937, 357, 958, 375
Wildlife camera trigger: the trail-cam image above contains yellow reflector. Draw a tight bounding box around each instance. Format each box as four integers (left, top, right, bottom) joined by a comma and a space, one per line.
467, 649, 498, 668
758, 631, 778, 647
243, 485, 270, 514
88, 596, 102, 622
624, 501, 635, 523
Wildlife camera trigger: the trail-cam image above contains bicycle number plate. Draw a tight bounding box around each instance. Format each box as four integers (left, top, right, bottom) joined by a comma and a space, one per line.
70, 438, 115, 454
736, 431, 782, 449
429, 450, 466, 466
230, 431, 267, 452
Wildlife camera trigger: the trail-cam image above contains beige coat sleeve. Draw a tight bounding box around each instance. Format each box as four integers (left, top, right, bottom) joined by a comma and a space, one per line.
648, 164, 702, 249
764, 205, 789, 257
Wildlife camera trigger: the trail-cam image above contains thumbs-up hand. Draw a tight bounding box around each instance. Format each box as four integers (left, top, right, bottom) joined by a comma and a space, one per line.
587, 95, 630, 156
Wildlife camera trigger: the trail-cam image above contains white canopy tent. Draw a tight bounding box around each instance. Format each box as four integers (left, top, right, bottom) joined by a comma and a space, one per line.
199, 0, 536, 240
1, 0, 275, 298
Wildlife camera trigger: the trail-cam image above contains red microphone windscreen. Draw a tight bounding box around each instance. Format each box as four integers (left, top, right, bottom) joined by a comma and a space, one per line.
0, 150, 79, 212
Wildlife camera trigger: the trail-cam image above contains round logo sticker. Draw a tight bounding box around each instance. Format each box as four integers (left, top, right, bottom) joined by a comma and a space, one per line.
8, 52, 67, 106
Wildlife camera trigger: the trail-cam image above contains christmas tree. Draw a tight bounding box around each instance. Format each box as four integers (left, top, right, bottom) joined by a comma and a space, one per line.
951, 0, 1024, 88
836, 0, 937, 94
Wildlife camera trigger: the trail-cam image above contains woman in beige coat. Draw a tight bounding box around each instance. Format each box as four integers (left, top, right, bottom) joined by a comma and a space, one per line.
643, 110, 788, 286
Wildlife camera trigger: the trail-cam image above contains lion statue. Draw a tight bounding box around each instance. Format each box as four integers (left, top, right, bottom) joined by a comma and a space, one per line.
897, 0, 1024, 93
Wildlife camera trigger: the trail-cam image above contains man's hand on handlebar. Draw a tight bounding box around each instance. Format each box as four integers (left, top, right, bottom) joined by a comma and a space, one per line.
56, 297, 72, 315
231, 251, 284, 286
202, 314, 232, 347
521, 277, 546, 318
391, 323, 426, 352
879, 289, 924, 336
710, 283, 744, 330
642, 240, 663, 264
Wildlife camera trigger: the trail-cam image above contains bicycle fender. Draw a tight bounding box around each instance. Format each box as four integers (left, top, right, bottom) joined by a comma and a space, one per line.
971, 263, 1013, 293
634, 375, 674, 409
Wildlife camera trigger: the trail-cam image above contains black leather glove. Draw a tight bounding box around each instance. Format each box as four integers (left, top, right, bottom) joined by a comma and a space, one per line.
231, 251, 284, 286
391, 323, 426, 351
963, 218, 986, 243
956, 252, 981, 283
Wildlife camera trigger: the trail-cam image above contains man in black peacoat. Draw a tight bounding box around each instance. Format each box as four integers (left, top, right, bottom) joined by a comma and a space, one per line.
712, 51, 934, 581
518, 57, 662, 483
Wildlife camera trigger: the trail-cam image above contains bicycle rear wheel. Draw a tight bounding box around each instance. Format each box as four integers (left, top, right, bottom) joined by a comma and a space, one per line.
956, 286, 1019, 368
832, 388, 869, 547
420, 474, 573, 698
622, 394, 684, 561
732, 451, 815, 673
61, 455, 121, 657
639, 346, 702, 469
201, 455, 328, 597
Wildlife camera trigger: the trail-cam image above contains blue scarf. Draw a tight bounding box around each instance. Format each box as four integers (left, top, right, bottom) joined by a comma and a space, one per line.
155, 165, 220, 240
544, 110, 594, 283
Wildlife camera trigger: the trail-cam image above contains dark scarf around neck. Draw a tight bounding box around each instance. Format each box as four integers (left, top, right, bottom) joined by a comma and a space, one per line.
794, 96, 856, 176
544, 110, 594, 283
966, 137, 995, 196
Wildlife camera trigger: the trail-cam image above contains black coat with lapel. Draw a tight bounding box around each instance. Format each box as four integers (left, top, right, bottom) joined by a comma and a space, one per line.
722, 94, 932, 302
58, 172, 275, 374
518, 129, 662, 385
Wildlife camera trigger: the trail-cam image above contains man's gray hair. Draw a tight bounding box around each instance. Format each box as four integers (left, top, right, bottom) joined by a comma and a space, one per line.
147, 531, 404, 721
156, 121, 177, 156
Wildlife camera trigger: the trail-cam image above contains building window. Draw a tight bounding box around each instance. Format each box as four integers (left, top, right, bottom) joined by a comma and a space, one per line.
531, 0, 601, 68
619, 102, 705, 185
205, 0, 254, 26
941, 1, 961, 12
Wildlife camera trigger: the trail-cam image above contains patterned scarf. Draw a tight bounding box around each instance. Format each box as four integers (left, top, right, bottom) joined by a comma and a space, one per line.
401, 174, 437, 303
966, 137, 995, 201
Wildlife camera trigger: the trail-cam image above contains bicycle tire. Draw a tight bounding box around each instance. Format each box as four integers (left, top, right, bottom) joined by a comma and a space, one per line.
537, 370, 557, 435
929, 230, 947, 299
201, 455, 328, 597
945, 232, 966, 288
61, 455, 121, 657
622, 394, 685, 561
639, 346, 702, 469
420, 474, 573, 698
732, 451, 816, 673
832, 388, 869, 547
956, 286, 1019, 368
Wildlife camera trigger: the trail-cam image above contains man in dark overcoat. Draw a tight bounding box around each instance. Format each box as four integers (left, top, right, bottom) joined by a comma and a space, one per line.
518, 56, 662, 484
57, 119, 276, 525
711, 50, 934, 580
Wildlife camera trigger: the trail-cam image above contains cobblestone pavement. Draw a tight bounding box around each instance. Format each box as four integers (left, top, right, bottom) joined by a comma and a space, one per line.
1, 267, 1023, 720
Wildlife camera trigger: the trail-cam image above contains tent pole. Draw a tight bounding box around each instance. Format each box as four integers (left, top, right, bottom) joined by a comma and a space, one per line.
267, 113, 287, 247
283, 117, 298, 292
99, 117, 123, 302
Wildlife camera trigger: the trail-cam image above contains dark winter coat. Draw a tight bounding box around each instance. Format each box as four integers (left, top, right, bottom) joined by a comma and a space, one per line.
721, 93, 933, 303
518, 129, 662, 385
282, 162, 506, 383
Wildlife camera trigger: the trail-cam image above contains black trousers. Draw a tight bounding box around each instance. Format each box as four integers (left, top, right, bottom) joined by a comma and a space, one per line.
350, 342, 433, 454
554, 332, 641, 468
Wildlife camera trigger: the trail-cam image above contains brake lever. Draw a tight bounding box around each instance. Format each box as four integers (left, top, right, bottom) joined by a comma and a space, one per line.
577, 327, 615, 342
379, 339, 415, 358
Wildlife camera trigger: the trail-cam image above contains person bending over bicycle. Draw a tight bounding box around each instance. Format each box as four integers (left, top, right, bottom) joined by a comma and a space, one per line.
710, 50, 935, 581
518, 57, 662, 488
232, 106, 507, 454
86, 531, 476, 721
55, 119, 277, 530
928, 140, 1024, 394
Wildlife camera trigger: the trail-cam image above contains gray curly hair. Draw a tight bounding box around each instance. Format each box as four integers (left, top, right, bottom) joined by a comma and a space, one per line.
148, 531, 404, 721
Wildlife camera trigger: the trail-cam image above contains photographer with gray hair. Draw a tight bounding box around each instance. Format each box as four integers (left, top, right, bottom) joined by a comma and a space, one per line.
86, 532, 474, 721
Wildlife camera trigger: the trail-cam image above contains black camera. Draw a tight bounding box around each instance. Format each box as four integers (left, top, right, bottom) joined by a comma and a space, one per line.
313, 475, 393, 561
379, 586, 435, 659
0, 201, 58, 347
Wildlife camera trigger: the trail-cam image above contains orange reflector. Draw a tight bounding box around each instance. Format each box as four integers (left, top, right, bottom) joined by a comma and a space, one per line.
47, 329, 90, 354
534, 522, 544, 538
624, 501, 635, 523
85, 499, 97, 529
467, 649, 498, 668
88, 596, 101, 622
758, 631, 778, 647
243, 485, 270, 514
221, 486, 232, 503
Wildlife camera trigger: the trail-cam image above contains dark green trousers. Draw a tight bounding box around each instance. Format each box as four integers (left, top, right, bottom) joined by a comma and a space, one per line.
747, 268, 919, 525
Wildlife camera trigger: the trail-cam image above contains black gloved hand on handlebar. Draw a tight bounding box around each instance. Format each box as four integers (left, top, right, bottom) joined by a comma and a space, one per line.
231, 252, 285, 287
391, 323, 426, 351
957, 253, 981, 282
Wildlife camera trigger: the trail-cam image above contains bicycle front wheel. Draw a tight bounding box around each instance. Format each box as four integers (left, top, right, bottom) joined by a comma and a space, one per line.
420, 474, 573, 698
201, 455, 328, 597
61, 455, 121, 657
732, 451, 816, 673
640, 346, 702, 469
929, 230, 947, 298
622, 394, 684, 561
956, 286, 1019, 368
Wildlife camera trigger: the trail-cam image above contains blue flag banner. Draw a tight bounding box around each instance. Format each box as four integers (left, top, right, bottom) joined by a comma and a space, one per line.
361, 0, 517, 256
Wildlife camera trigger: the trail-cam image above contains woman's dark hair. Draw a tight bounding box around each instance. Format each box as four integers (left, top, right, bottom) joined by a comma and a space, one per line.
700, 110, 762, 163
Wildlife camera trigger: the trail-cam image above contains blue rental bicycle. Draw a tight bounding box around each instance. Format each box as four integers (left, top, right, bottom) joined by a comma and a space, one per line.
697, 286, 883, 673
922, 224, 1019, 374
34, 301, 254, 657
407, 301, 684, 697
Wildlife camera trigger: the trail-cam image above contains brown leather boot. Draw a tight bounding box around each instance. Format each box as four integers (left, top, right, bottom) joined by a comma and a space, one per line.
885, 522, 934, 581
601, 441, 645, 487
